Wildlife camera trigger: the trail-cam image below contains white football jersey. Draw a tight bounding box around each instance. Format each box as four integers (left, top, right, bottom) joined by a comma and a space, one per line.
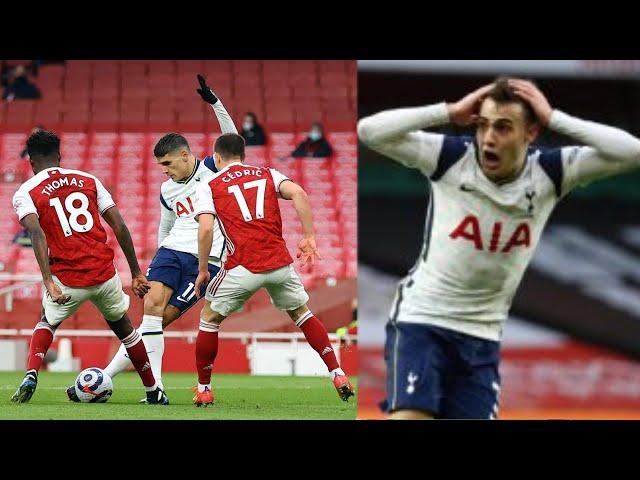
156, 100, 237, 266
358, 103, 640, 340
159, 157, 225, 264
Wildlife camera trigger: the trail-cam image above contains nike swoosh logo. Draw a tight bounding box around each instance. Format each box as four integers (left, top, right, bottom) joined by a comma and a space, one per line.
195, 178, 200, 182
460, 184, 475, 192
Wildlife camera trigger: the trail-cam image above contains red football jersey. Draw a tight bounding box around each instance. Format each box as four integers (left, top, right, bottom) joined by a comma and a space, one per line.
195, 162, 293, 273
12, 167, 116, 287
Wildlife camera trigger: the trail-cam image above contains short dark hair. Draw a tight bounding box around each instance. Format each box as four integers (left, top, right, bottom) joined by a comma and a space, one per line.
153, 133, 191, 158
214, 133, 245, 160
26, 130, 60, 158
487, 77, 538, 125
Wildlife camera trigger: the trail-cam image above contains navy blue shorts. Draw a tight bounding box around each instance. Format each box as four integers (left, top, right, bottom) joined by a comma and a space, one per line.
146, 247, 220, 314
381, 322, 501, 419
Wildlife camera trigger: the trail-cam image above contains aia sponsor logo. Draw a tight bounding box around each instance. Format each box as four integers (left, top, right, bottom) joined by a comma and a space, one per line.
450, 215, 531, 253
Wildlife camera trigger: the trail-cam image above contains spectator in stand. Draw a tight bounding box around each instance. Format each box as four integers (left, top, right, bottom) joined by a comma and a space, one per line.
2, 65, 41, 101
292, 121, 333, 158
240, 112, 266, 146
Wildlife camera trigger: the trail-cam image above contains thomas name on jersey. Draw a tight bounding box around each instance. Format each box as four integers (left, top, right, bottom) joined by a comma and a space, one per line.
39, 175, 85, 196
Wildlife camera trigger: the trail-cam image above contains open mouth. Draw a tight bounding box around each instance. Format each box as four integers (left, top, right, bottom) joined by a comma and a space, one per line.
482, 151, 501, 170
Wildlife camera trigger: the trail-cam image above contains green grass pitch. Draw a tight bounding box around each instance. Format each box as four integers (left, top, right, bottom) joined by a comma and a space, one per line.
0, 372, 357, 420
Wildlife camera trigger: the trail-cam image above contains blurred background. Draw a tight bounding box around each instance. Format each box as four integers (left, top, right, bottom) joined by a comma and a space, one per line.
0, 60, 357, 380
358, 60, 640, 419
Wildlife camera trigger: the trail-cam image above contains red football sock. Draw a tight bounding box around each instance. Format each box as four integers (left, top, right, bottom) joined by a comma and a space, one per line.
298, 314, 340, 372
27, 321, 55, 372
196, 321, 219, 385
121, 330, 155, 388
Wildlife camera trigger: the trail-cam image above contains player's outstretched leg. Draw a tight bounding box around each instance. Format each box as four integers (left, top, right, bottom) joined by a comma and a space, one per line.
107, 314, 169, 405
11, 315, 56, 403
289, 306, 355, 402
103, 282, 177, 386
12, 319, 57, 403
193, 301, 222, 407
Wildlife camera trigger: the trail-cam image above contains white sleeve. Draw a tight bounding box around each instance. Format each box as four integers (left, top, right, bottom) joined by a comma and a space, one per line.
157, 204, 176, 247
269, 168, 290, 193
12, 187, 37, 221
95, 177, 116, 214
210, 100, 238, 134
194, 182, 216, 217
549, 110, 640, 194
357, 102, 450, 177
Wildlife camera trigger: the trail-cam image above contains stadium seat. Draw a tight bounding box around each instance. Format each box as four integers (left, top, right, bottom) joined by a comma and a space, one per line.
120, 61, 147, 77
289, 61, 317, 74
233, 61, 261, 75
176, 60, 204, 75
34, 100, 62, 125
119, 100, 148, 129
318, 60, 347, 74
147, 60, 176, 77
4, 102, 35, 130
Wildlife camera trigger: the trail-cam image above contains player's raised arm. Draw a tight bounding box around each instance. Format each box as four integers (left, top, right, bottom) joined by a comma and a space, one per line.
102, 207, 150, 299
357, 84, 493, 176
278, 177, 321, 266
196, 74, 238, 134
19, 214, 71, 305
509, 78, 640, 194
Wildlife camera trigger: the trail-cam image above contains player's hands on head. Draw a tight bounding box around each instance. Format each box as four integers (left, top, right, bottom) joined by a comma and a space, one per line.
194, 270, 211, 299
132, 273, 151, 298
45, 281, 71, 305
507, 79, 553, 126
448, 83, 494, 126
196, 74, 219, 105
297, 236, 321, 266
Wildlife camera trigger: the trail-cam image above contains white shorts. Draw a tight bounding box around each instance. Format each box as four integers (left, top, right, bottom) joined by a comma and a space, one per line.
43, 273, 130, 326
205, 264, 309, 317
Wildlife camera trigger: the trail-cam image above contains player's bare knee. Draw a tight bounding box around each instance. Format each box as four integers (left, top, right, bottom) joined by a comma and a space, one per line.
200, 309, 225, 325
388, 409, 434, 420
144, 293, 165, 317
107, 314, 134, 340
288, 304, 312, 327
162, 305, 182, 329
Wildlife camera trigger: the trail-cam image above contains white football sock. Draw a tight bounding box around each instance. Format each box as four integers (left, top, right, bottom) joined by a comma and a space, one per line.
139, 315, 164, 389
329, 368, 345, 379
144, 382, 159, 393
198, 383, 211, 393
104, 342, 131, 379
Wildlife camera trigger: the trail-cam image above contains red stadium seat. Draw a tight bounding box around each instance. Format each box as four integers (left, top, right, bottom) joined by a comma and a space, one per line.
176, 60, 204, 75
202, 70, 232, 89
34, 100, 62, 125
320, 73, 350, 88
147, 60, 176, 76
92, 61, 119, 74
4, 102, 35, 130
119, 100, 148, 130
293, 85, 320, 99
290, 74, 317, 88
318, 60, 347, 74
233, 61, 260, 75
263, 84, 292, 100
120, 61, 147, 77
289, 61, 317, 75
262, 60, 291, 73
